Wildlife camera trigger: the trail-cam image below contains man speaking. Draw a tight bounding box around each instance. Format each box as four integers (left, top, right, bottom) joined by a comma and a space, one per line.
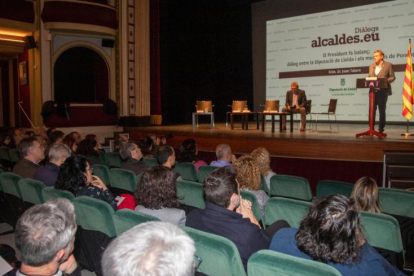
368, 50, 395, 133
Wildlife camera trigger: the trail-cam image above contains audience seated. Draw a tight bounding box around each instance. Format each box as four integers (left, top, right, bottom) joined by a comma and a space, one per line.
134, 166, 186, 226
68, 131, 82, 145
85, 134, 103, 151
44, 130, 65, 160
56, 155, 117, 211
251, 147, 276, 190
177, 138, 207, 171
7, 198, 81, 276
0, 133, 12, 147
270, 194, 404, 276
12, 137, 45, 178
148, 133, 165, 157
186, 166, 271, 268
119, 142, 148, 175
76, 139, 103, 166
210, 144, 236, 167
62, 134, 78, 153
138, 136, 155, 158
351, 176, 381, 213
13, 128, 24, 147
233, 155, 269, 217
102, 221, 195, 276
34, 144, 71, 186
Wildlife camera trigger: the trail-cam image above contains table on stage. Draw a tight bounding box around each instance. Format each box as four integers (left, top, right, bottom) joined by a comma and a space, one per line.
261, 111, 294, 133
229, 112, 260, 130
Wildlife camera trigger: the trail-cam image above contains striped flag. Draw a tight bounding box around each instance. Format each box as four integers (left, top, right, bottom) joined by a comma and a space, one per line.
402, 40, 413, 120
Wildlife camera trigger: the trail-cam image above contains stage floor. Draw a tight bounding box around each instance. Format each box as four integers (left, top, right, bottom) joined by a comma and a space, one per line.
125, 122, 414, 162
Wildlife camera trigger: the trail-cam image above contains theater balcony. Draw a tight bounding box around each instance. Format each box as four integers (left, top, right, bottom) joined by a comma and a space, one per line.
41, 0, 118, 36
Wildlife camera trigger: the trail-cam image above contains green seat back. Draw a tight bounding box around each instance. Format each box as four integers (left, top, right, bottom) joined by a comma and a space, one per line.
92, 164, 111, 187
174, 162, 199, 182
248, 250, 341, 276
113, 209, 160, 235
182, 226, 246, 276
42, 187, 75, 202
176, 179, 205, 209
0, 167, 5, 174
270, 175, 312, 201
265, 197, 311, 228
0, 172, 23, 198
109, 168, 137, 192
73, 196, 116, 237
379, 188, 414, 218
143, 158, 159, 167
105, 152, 122, 168
240, 190, 264, 227
197, 165, 216, 183
316, 180, 354, 198
8, 149, 21, 163
0, 147, 9, 161
261, 174, 270, 195
360, 211, 403, 253
18, 178, 45, 205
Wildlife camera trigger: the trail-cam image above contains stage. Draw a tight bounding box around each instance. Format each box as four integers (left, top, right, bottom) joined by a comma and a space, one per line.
125, 121, 414, 162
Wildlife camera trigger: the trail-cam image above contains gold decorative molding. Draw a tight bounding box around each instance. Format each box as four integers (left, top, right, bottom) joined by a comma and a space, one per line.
44, 22, 116, 36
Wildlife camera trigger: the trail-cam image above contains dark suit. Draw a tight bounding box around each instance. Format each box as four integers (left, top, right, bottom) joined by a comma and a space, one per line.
12, 158, 40, 179
368, 61, 395, 132
282, 89, 307, 129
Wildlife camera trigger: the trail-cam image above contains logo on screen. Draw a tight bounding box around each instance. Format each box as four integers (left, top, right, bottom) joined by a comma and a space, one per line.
340, 79, 345, 86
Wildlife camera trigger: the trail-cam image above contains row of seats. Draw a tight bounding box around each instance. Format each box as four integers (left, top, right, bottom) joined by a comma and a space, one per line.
0, 147, 21, 168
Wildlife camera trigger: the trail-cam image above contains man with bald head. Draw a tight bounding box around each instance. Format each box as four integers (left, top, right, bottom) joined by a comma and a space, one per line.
210, 144, 236, 167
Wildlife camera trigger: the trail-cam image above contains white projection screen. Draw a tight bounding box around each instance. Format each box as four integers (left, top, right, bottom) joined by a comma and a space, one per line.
266, 0, 414, 122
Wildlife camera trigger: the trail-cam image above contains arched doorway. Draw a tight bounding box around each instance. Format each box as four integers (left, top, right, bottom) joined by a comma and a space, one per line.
54, 47, 109, 102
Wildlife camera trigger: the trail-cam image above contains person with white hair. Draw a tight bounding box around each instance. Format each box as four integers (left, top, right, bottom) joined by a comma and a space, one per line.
102, 221, 196, 276
9, 198, 80, 276
34, 143, 71, 186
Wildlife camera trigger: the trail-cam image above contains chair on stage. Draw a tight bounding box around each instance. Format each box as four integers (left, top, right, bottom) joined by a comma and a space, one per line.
261, 100, 279, 112
312, 99, 339, 132
192, 101, 214, 129
226, 100, 248, 126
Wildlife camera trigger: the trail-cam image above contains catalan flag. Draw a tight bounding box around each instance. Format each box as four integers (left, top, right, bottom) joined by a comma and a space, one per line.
402, 40, 413, 120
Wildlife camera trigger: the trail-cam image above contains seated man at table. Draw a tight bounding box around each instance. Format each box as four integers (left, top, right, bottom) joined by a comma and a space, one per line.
281, 82, 307, 132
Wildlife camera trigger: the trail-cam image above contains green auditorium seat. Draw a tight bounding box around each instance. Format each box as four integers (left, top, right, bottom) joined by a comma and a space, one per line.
379, 188, 414, 218
248, 250, 341, 276
316, 180, 354, 198
360, 211, 404, 269
174, 162, 199, 182
72, 196, 116, 238
8, 149, 21, 164
264, 197, 311, 228
112, 209, 160, 235
143, 157, 159, 167
182, 226, 246, 276
18, 178, 45, 207
42, 186, 75, 202
0, 147, 11, 168
0, 167, 5, 173
0, 172, 22, 200
197, 165, 216, 183
104, 152, 122, 168
109, 168, 137, 193
176, 179, 205, 209
0, 172, 23, 226
270, 175, 312, 201
261, 174, 270, 195
240, 190, 265, 228
92, 164, 111, 187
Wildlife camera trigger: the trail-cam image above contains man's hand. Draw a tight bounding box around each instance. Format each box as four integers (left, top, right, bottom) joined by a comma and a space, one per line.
237, 198, 261, 229
59, 254, 78, 274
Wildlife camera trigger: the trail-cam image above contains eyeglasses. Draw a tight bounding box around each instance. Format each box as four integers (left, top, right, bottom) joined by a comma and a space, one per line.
194, 255, 202, 271
86, 167, 94, 173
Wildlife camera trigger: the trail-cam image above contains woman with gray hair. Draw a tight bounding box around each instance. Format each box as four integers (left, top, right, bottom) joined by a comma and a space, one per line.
119, 142, 148, 175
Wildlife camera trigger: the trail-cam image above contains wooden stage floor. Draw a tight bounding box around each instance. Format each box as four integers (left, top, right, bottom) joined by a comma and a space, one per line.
125, 122, 414, 162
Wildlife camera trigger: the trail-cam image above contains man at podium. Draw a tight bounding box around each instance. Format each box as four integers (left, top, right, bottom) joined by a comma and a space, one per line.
368, 50, 395, 133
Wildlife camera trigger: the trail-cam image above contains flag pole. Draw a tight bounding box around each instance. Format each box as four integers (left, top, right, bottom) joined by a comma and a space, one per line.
401, 39, 413, 137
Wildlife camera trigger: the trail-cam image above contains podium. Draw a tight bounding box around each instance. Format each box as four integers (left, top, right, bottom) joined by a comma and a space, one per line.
355, 78, 389, 138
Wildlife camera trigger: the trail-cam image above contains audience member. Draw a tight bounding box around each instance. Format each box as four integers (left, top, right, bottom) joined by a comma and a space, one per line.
138, 136, 154, 158
102, 221, 195, 276
34, 144, 71, 186
119, 142, 148, 175
233, 155, 269, 217
44, 130, 65, 158
0, 133, 12, 147
186, 166, 271, 268
56, 155, 117, 211
45, 127, 56, 144
210, 144, 236, 167
351, 176, 381, 213
10, 198, 81, 276
156, 145, 176, 169
12, 137, 44, 178
68, 131, 82, 145
134, 166, 185, 226
251, 147, 276, 190
24, 130, 35, 137
62, 134, 78, 153
148, 133, 163, 157
177, 138, 207, 171
76, 139, 104, 166
85, 134, 103, 151
13, 128, 24, 146
270, 194, 404, 276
